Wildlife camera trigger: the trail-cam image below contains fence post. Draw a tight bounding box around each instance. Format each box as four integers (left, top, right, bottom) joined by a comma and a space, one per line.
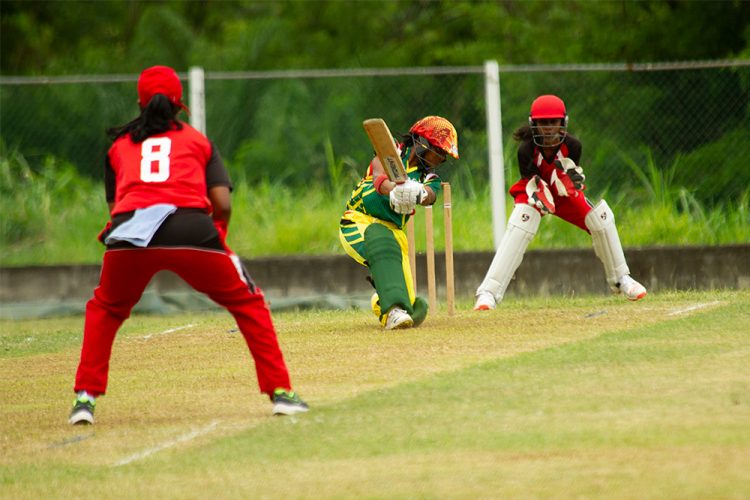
484, 60, 506, 249
188, 66, 206, 134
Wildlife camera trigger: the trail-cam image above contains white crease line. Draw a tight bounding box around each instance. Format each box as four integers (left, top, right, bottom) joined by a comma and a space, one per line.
143, 323, 195, 340
667, 301, 722, 316
112, 420, 219, 467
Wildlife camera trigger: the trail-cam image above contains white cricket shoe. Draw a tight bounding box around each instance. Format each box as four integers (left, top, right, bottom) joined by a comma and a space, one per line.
617, 275, 647, 301
68, 391, 95, 425
384, 307, 414, 330
473, 291, 496, 311
271, 389, 309, 416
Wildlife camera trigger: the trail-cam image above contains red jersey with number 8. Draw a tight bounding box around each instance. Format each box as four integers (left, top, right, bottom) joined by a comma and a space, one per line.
108, 123, 212, 215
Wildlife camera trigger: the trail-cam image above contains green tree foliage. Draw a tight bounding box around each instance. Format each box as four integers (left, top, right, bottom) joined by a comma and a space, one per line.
1, 1, 748, 206
3, 1, 749, 75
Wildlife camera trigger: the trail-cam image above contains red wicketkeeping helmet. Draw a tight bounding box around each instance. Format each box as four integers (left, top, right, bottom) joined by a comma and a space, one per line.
409, 116, 459, 159
528, 95, 568, 146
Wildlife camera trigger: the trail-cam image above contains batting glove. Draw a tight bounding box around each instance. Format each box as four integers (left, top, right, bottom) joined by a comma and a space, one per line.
526, 175, 555, 215
389, 180, 428, 214
389, 196, 413, 214
389, 189, 414, 214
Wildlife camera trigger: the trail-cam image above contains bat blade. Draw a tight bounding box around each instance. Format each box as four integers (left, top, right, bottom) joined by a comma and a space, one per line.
363, 118, 408, 184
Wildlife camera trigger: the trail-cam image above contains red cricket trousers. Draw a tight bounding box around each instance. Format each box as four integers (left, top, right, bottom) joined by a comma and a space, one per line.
509, 178, 594, 231
73, 247, 291, 398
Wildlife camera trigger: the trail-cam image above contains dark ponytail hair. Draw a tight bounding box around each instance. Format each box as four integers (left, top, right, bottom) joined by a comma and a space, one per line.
512, 124, 533, 143
107, 93, 183, 142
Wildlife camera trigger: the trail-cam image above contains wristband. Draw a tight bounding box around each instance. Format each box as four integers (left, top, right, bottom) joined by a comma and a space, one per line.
373, 174, 389, 194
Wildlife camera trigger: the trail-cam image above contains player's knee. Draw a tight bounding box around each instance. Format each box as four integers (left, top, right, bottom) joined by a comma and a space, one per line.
585, 199, 616, 232
87, 295, 133, 320
508, 203, 541, 235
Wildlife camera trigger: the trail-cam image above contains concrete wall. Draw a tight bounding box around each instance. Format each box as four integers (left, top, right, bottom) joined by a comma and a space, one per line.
1, 245, 747, 305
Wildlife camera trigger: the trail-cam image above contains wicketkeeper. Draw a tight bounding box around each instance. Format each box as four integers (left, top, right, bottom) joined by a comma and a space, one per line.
474, 95, 647, 310
339, 116, 459, 329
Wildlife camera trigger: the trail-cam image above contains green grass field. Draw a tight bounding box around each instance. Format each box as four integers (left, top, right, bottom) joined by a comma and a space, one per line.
1, 290, 749, 498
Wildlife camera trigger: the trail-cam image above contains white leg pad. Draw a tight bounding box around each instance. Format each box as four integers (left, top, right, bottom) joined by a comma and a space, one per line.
585, 200, 630, 288
476, 204, 540, 302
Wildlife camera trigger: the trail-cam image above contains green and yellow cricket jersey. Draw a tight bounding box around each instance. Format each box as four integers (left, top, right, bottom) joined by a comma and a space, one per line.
344, 148, 443, 229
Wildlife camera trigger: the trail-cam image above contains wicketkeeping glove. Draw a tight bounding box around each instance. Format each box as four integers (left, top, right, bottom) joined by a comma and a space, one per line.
549, 169, 576, 197
525, 175, 555, 215
389, 180, 429, 214
553, 158, 586, 193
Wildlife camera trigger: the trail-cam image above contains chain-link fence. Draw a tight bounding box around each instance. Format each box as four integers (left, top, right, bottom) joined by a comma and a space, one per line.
2, 60, 749, 208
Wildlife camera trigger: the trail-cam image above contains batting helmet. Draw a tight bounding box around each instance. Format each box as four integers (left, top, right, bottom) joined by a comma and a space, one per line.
409, 116, 459, 159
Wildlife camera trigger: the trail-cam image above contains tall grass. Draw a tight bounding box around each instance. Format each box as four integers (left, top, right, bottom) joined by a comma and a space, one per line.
0, 145, 107, 265
1, 147, 748, 266
615, 150, 750, 246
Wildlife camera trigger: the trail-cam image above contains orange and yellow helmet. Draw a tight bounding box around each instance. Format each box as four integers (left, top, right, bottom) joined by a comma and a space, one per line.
409, 116, 459, 159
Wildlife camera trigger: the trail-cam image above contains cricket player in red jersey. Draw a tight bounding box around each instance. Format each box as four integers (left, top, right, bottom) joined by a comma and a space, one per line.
69, 66, 308, 424
474, 95, 647, 310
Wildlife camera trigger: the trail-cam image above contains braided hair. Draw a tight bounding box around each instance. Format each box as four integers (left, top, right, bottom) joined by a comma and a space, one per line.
107, 94, 183, 143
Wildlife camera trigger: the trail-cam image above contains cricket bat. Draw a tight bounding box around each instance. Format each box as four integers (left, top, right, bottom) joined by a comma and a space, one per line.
362, 118, 408, 184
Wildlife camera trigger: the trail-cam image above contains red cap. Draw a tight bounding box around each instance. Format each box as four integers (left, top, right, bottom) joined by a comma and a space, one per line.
137, 66, 188, 111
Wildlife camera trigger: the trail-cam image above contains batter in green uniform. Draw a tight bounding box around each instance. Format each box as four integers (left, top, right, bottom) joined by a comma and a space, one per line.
339, 116, 459, 330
